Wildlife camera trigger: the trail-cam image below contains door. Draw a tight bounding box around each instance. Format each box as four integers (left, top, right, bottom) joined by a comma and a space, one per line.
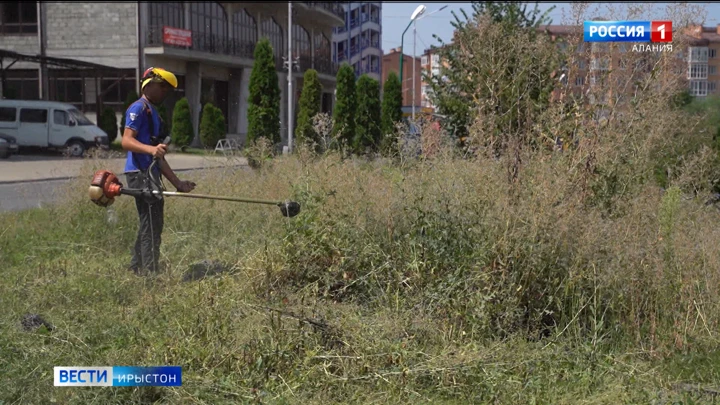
49, 109, 76, 147
18, 108, 49, 147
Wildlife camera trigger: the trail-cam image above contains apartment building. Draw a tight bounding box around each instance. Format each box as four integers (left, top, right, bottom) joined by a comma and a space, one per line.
332, 2, 382, 81
540, 24, 720, 107
0, 2, 344, 146
381, 47, 421, 108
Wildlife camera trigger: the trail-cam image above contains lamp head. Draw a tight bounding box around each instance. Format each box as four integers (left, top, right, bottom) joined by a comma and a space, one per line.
411, 5, 426, 20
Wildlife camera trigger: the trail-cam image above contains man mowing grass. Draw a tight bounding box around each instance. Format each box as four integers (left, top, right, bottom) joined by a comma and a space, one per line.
121, 67, 196, 274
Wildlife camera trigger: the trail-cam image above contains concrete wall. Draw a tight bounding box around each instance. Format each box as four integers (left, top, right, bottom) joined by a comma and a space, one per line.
0, 34, 41, 70
44, 2, 138, 69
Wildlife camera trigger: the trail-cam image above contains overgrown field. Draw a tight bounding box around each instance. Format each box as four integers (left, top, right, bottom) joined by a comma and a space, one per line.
2, 142, 720, 404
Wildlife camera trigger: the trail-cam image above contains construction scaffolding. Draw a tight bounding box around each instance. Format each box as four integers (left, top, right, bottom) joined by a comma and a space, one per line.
0, 48, 130, 113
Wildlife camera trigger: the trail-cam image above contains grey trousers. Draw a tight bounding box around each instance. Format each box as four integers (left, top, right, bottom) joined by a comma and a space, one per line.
126, 171, 164, 273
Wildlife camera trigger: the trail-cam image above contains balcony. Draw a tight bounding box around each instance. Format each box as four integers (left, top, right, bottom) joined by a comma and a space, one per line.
314, 56, 338, 76
301, 2, 345, 22
363, 65, 380, 75
145, 26, 255, 60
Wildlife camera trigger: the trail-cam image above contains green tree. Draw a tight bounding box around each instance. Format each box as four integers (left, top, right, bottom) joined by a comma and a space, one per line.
295, 69, 323, 147
247, 37, 281, 145
120, 90, 138, 136
99, 107, 118, 144
171, 97, 193, 148
157, 102, 171, 138
200, 102, 226, 148
380, 71, 403, 153
426, 1, 557, 147
333, 63, 357, 147
354, 74, 382, 154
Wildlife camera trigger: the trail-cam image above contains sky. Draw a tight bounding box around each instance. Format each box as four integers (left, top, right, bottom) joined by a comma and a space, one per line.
380, 2, 720, 56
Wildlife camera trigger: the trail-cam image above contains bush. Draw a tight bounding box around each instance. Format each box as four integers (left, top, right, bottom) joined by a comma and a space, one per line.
353, 74, 381, 154
295, 69, 323, 148
120, 90, 138, 136
99, 107, 118, 144
332, 63, 357, 148
247, 37, 281, 145
200, 102, 226, 148
171, 97, 193, 148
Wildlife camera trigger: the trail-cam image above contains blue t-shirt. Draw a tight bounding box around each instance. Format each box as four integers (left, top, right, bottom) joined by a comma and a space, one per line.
124, 98, 162, 173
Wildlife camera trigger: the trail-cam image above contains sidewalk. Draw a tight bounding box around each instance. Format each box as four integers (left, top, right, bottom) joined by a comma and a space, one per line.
0, 154, 248, 184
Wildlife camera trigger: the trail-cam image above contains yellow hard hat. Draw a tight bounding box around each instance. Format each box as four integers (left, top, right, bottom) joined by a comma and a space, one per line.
141, 67, 178, 89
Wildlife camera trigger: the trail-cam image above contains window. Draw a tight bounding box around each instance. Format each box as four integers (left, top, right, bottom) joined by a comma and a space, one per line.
421, 56, 428, 65
590, 57, 610, 70
190, 2, 228, 53
314, 32, 331, 74
69, 108, 94, 126
20, 108, 47, 123
0, 107, 15, 122
52, 78, 84, 103
432, 54, 440, 63
292, 23, 311, 60
576, 43, 585, 53
618, 44, 627, 53
575, 76, 585, 86
148, 2, 184, 30
0, 2, 37, 34
54, 110, 69, 125
232, 9, 257, 57
690, 80, 708, 96
690, 47, 709, 63
689, 63, 708, 79
578, 59, 586, 69
592, 43, 609, 53
711, 49, 717, 58
100, 71, 138, 104
4, 69, 39, 100
260, 17, 284, 58
709, 81, 717, 93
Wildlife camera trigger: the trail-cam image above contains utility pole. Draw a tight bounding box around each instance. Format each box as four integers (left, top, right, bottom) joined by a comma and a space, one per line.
412, 20, 416, 121
287, 2, 293, 154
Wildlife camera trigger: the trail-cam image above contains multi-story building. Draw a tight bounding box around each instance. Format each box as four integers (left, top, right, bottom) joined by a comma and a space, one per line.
381, 47, 420, 108
332, 2, 382, 81
0, 2, 344, 146
419, 46, 451, 110
540, 24, 720, 105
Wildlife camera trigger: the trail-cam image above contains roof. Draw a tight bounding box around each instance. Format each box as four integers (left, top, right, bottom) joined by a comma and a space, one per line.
0, 49, 121, 71
537, 25, 583, 35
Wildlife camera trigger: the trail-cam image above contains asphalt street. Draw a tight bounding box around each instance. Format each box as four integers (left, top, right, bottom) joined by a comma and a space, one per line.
0, 178, 69, 212
0, 167, 224, 213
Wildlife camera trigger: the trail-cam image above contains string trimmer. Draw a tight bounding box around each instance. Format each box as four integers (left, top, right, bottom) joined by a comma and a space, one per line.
87, 137, 300, 217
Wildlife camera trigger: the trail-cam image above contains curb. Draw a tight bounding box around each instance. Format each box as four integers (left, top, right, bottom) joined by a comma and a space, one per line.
0, 164, 248, 186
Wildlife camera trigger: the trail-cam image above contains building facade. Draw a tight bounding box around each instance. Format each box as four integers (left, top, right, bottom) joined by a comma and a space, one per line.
541, 24, 720, 106
0, 2, 344, 146
381, 47, 420, 108
332, 2, 382, 81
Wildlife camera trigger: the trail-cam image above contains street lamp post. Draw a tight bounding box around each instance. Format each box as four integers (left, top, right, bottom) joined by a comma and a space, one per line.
412, 5, 447, 121
287, 2, 293, 154
399, 5, 425, 113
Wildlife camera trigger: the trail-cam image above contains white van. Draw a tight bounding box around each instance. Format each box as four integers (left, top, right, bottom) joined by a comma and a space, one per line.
0, 100, 110, 157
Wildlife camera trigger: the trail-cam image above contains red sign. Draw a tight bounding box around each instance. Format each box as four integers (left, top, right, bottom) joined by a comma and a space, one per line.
650, 20, 672, 43
162, 26, 192, 47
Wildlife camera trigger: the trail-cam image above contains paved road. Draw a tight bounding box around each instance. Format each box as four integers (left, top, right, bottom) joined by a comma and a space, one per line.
0, 178, 69, 212
0, 166, 245, 213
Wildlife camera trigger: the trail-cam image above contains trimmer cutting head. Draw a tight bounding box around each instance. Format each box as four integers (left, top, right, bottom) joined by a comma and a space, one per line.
279, 201, 301, 218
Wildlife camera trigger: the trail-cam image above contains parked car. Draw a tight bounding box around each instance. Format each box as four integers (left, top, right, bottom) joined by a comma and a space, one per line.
0, 100, 109, 157
0, 133, 18, 158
